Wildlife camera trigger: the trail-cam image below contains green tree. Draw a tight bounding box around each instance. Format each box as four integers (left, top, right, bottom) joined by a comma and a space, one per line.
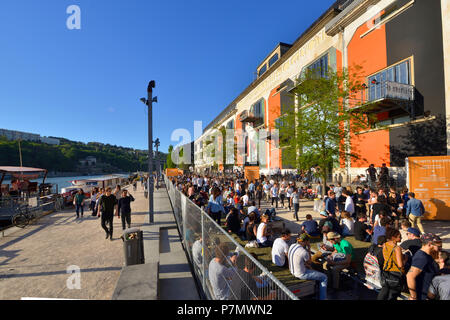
277, 65, 370, 195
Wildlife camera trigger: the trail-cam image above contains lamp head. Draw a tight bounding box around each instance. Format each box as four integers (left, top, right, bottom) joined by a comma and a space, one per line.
140, 97, 147, 104
147, 80, 156, 93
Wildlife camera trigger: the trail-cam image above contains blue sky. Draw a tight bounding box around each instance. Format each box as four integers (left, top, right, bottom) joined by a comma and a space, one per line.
0, 0, 335, 153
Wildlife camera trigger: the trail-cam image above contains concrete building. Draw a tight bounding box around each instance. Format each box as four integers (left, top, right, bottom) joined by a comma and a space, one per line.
193, 0, 449, 180
0, 128, 60, 145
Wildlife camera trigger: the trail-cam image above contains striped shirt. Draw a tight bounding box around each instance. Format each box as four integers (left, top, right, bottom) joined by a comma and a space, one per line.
288, 243, 309, 278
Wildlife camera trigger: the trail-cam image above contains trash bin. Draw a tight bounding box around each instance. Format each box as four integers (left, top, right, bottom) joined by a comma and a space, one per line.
122, 227, 145, 266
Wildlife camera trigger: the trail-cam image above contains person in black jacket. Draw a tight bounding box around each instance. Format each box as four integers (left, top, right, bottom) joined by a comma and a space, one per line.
98, 187, 118, 240
118, 189, 135, 230
225, 207, 241, 235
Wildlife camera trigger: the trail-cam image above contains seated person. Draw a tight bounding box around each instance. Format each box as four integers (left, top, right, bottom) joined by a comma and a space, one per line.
340, 211, 355, 236
245, 212, 257, 242
271, 229, 291, 267
318, 211, 342, 235
256, 214, 273, 248
354, 213, 372, 242
301, 214, 320, 238
324, 232, 354, 290
225, 207, 241, 235
363, 235, 387, 288
311, 223, 335, 269
288, 233, 328, 300
372, 217, 390, 245
399, 219, 412, 245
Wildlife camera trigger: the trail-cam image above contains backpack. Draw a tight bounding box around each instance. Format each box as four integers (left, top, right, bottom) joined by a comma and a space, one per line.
364, 251, 382, 289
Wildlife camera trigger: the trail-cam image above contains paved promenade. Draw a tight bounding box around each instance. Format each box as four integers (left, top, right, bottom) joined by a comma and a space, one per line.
0, 184, 149, 300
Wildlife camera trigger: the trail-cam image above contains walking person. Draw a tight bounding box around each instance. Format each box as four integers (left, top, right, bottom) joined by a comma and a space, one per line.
97, 187, 118, 240
291, 187, 300, 221
118, 189, 135, 230
256, 184, 263, 208
90, 188, 99, 216
73, 189, 86, 219
270, 183, 279, 208
407, 192, 425, 234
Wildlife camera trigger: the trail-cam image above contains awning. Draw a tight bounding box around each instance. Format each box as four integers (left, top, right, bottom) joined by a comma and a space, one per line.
0, 166, 47, 173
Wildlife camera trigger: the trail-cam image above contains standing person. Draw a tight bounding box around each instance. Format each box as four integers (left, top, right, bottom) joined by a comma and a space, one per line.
342, 189, 355, 220
325, 191, 337, 217
97, 187, 118, 240
118, 189, 135, 231
407, 233, 442, 300
288, 233, 328, 300
248, 180, 255, 201
73, 189, 86, 219
90, 188, 98, 216
206, 187, 225, 226
270, 183, 279, 208
279, 184, 286, 209
407, 192, 425, 234
256, 185, 263, 208
353, 187, 367, 219
366, 164, 377, 188
379, 163, 389, 189
377, 228, 405, 300
291, 187, 300, 221
286, 183, 294, 211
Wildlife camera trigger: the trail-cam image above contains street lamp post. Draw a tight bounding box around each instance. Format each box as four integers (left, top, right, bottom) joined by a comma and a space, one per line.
141, 80, 157, 224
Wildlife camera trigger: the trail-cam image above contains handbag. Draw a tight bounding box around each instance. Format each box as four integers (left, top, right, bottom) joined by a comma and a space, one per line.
380, 245, 404, 289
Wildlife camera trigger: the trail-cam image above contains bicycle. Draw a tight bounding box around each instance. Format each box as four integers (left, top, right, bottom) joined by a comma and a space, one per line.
11, 205, 36, 228
55, 195, 64, 211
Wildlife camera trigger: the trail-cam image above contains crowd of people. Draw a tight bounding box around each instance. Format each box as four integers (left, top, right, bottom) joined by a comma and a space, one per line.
72, 184, 135, 240
168, 172, 449, 300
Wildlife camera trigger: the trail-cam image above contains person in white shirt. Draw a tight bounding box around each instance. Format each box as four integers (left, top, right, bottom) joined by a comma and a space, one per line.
271, 230, 291, 267
286, 184, 294, 211
288, 234, 328, 300
342, 189, 355, 219
270, 183, 279, 208
263, 181, 271, 202
242, 192, 249, 206
256, 214, 272, 247
341, 211, 355, 236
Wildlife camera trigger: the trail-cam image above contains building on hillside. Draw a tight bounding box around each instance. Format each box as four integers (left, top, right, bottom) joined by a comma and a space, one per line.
79, 156, 97, 167
0, 128, 40, 142
40, 136, 60, 145
191, 0, 450, 183
0, 128, 60, 145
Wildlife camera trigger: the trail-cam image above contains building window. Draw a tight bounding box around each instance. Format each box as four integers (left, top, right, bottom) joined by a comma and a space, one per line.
226, 120, 234, 129
258, 64, 267, 77
268, 53, 279, 68
368, 60, 411, 101
307, 54, 328, 79
250, 99, 265, 127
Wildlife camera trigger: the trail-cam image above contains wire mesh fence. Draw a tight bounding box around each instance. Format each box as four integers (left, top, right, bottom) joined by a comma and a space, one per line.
164, 175, 298, 301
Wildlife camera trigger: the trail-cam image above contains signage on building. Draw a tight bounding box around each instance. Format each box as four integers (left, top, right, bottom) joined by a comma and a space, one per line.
385, 81, 415, 101
244, 166, 260, 181
407, 155, 450, 221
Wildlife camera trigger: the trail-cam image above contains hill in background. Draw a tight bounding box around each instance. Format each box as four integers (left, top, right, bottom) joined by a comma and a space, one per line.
0, 136, 166, 175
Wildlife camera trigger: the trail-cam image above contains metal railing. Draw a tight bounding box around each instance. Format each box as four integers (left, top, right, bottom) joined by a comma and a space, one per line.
164, 175, 298, 300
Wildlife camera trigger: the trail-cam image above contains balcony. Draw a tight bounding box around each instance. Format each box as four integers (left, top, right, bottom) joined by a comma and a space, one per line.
239, 110, 262, 124
351, 81, 417, 117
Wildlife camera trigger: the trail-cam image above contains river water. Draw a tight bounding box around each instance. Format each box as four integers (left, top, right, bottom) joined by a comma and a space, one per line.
2, 174, 130, 193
